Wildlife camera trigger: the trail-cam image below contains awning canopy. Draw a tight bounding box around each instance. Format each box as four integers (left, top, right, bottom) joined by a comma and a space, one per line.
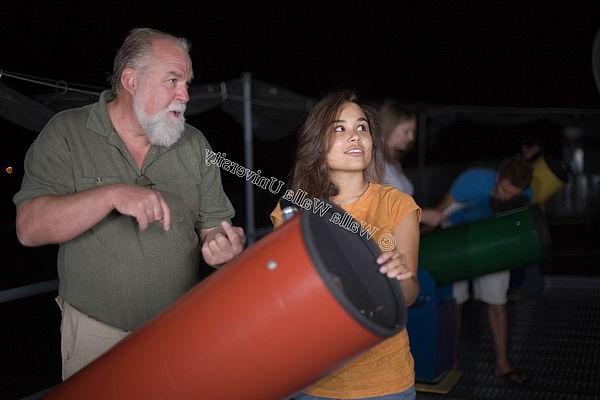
0, 76, 313, 142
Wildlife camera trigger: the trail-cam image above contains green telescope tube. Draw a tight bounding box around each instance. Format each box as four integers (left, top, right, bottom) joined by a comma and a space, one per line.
418, 206, 551, 285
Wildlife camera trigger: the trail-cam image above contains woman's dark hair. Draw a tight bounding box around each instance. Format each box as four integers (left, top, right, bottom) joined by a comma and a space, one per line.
289, 90, 384, 200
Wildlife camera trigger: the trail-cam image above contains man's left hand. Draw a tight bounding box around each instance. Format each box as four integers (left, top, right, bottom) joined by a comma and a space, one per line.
201, 221, 246, 266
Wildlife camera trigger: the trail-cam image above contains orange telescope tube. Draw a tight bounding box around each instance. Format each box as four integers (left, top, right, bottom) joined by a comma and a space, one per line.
45, 204, 405, 400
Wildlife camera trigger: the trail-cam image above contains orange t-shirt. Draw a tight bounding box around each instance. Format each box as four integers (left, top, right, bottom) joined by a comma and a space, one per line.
270, 182, 421, 399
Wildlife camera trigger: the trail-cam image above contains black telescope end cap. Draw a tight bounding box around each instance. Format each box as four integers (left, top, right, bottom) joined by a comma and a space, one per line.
301, 201, 406, 337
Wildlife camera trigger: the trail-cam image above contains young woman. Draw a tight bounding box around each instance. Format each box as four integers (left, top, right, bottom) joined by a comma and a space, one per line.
271, 90, 421, 400
380, 101, 417, 196
380, 100, 445, 228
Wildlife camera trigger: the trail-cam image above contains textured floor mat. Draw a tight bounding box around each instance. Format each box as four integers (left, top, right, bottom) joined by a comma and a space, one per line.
417, 275, 600, 400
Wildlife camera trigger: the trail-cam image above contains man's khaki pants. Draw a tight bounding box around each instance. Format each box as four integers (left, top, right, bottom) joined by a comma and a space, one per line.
56, 297, 130, 380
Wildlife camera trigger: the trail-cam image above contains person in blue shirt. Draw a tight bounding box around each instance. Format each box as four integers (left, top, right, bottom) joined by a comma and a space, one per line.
434, 155, 533, 384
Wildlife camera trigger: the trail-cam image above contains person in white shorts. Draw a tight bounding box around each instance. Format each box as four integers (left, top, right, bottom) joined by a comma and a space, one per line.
452, 270, 510, 306
434, 155, 533, 384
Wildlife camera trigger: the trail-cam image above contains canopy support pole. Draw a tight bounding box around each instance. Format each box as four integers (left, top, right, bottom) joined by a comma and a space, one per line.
242, 72, 255, 245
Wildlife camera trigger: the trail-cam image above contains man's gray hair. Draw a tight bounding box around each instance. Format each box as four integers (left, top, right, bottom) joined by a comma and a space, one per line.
110, 28, 191, 94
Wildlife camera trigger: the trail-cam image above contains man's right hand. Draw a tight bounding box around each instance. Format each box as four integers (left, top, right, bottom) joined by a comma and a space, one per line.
111, 184, 171, 231
16, 183, 171, 246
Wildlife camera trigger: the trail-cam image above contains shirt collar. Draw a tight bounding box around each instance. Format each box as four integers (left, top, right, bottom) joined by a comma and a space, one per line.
86, 90, 117, 137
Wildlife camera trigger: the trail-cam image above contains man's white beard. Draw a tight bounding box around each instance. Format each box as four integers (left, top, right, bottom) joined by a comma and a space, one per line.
133, 91, 186, 147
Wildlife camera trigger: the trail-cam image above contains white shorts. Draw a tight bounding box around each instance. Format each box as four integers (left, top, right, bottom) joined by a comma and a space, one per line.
452, 270, 510, 305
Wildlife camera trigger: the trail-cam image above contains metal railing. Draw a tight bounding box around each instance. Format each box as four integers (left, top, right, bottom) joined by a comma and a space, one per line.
0, 279, 58, 304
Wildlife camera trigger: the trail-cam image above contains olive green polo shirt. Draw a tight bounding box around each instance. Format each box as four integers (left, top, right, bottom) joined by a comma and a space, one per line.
14, 90, 235, 330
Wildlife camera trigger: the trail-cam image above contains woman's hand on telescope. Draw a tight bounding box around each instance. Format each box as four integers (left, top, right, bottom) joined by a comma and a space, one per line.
377, 251, 412, 281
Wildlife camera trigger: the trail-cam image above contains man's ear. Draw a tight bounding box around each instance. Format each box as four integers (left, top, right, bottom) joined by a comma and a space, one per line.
121, 68, 137, 94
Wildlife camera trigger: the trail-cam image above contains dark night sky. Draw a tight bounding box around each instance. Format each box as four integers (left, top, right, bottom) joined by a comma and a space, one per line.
2, 2, 600, 226
3, 2, 600, 107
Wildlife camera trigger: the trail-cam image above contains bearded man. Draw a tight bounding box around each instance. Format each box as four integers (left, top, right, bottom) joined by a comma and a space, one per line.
14, 28, 245, 380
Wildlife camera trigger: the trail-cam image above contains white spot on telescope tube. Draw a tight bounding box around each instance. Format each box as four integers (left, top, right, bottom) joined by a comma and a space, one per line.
267, 260, 278, 270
